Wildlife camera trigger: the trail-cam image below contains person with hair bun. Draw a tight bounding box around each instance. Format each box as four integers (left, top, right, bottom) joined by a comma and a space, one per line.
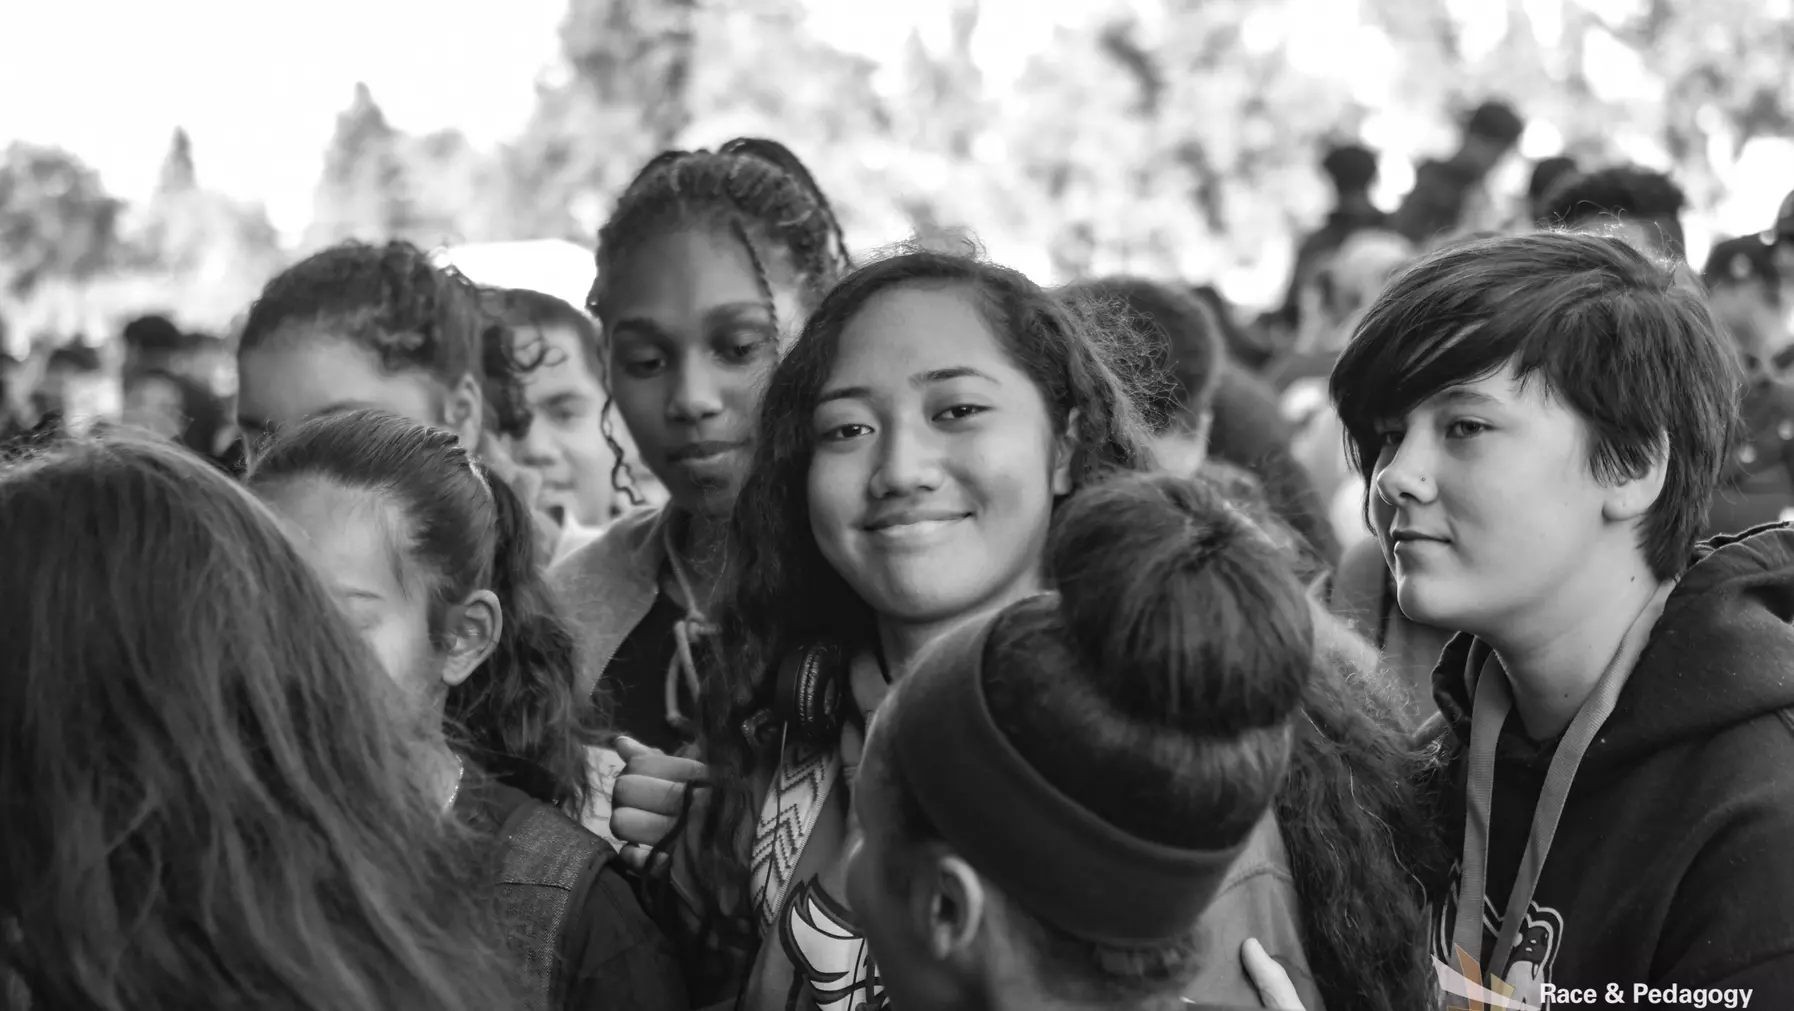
846, 470, 1320, 1011
552, 138, 853, 761
247, 410, 685, 1011
0, 432, 520, 1011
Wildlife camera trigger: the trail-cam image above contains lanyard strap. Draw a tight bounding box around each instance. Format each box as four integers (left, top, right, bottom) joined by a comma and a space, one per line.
1448, 580, 1674, 980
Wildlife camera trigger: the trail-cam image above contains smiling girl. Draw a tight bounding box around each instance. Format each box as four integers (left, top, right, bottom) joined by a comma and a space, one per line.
610, 249, 1160, 1009
551, 139, 852, 758
619, 250, 1436, 1010
844, 471, 1314, 1011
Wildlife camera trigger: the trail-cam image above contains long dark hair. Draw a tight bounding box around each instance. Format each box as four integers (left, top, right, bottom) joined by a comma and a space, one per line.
239, 239, 541, 440
247, 409, 596, 812
1275, 608, 1440, 1011
0, 433, 518, 1011
685, 247, 1157, 961
1197, 462, 1440, 1010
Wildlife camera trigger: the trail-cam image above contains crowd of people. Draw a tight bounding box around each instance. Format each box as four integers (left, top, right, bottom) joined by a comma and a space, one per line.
4, 100, 1794, 1011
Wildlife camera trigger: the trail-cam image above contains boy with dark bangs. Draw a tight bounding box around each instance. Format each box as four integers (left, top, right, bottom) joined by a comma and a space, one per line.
1329, 232, 1794, 1007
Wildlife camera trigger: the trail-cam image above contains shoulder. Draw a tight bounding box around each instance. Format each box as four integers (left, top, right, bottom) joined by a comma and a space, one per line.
1195, 817, 1325, 1009
1215, 815, 1298, 898
494, 793, 611, 886
559, 862, 689, 1010
549, 504, 665, 598
551, 519, 608, 566
1663, 709, 1794, 881
491, 798, 687, 1005
1657, 723, 1794, 981
1677, 709, 1794, 802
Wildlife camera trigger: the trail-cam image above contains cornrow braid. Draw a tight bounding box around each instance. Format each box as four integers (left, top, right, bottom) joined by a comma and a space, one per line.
587, 140, 851, 510
717, 138, 853, 273
590, 138, 852, 321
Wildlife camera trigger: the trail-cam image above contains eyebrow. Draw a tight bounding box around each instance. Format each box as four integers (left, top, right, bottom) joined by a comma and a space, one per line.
1432, 387, 1505, 409
611, 302, 773, 341
815, 366, 999, 407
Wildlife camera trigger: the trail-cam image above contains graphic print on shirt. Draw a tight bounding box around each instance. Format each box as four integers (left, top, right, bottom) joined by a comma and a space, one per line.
1431, 862, 1564, 1008
780, 876, 887, 1011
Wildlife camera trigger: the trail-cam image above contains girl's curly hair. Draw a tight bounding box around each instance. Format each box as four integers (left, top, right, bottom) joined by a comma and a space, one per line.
240, 240, 540, 439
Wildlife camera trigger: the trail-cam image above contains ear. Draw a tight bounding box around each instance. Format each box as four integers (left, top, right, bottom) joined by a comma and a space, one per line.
440, 589, 502, 688
1602, 434, 1670, 524
1051, 408, 1081, 497
920, 853, 987, 962
444, 372, 486, 453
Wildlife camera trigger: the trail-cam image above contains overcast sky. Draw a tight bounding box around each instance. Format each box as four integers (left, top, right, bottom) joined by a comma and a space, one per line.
0, 0, 1076, 241
1, 0, 1784, 252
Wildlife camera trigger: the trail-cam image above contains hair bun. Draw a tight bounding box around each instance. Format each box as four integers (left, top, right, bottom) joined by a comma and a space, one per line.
1047, 471, 1313, 737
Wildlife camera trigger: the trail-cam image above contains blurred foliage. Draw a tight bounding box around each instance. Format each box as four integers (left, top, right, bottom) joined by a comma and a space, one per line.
0, 143, 123, 300
133, 129, 286, 330
6, 0, 1794, 346
2, 132, 284, 344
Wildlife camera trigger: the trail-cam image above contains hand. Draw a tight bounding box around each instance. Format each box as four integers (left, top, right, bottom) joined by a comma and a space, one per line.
1242, 938, 1306, 1010
611, 736, 709, 876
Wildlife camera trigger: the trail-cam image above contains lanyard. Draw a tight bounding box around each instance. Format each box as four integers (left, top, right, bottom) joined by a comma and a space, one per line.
1448, 580, 1673, 981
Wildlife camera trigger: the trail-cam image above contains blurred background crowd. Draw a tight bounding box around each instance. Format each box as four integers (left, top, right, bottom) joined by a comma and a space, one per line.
6, 0, 1794, 560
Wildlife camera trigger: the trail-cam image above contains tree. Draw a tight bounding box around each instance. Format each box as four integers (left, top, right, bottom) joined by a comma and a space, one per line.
678, 1, 894, 248
0, 142, 123, 299
132, 129, 286, 331
501, 0, 700, 240
402, 128, 503, 245
159, 128, 197, 195
305, 83, 420, 249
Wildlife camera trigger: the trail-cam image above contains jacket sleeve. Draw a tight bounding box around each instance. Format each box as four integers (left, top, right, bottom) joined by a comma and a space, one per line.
559, 863, 690, 1011
1653, 768, 1794, 993
1702, 951, 1794, 1002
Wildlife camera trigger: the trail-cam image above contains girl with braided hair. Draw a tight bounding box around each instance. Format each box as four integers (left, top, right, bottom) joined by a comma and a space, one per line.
550, 139, 852, 767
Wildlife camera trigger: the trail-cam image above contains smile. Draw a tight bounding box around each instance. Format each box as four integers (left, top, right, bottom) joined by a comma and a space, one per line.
865, 516, 970, 541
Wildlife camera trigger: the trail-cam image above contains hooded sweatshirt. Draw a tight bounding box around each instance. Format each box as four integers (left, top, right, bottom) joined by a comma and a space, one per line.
1421, 525, 1794, 1006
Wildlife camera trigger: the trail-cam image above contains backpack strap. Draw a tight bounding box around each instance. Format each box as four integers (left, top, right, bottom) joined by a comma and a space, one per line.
749, 732, 842, 936
493, 801, 610, 1011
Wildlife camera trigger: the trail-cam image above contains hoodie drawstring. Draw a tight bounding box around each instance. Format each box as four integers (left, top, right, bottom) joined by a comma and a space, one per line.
661, 518, 714, 738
